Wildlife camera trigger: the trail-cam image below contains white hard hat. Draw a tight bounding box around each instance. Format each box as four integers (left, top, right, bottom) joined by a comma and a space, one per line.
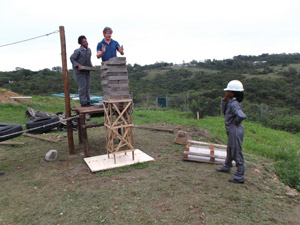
224, 80, 244, 91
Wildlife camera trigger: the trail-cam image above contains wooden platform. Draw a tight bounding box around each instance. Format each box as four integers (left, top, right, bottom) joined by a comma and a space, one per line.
72, 104, 104, 114
84, 149, 154, 172
71, 105, 105, 156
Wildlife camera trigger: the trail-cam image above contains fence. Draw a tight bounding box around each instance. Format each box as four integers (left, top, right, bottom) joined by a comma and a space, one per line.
130, 93, 300, 133
131, 93, 191, 111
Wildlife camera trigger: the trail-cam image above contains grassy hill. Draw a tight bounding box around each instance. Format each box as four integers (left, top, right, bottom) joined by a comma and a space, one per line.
0, 96, 299, 224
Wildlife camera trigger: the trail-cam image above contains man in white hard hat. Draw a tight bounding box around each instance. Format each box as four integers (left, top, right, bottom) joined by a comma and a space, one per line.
216, 80, 247, 184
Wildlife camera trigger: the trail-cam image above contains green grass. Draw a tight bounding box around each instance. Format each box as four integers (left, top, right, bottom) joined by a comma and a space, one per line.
1, 98, 300, 224
133, 109, 300, 190
0, 96, 77, 125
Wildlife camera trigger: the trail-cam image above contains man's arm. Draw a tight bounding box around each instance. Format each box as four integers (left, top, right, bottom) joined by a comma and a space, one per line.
96, 44, 106, 59
117, 45, 124, 55
97, 51, 104, 59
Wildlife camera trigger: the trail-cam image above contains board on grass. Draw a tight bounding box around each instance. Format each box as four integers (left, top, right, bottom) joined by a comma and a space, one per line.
84, 149, 154, 172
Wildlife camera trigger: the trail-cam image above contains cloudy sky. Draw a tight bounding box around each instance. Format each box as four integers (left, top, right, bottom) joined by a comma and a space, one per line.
0, 0, 299, 71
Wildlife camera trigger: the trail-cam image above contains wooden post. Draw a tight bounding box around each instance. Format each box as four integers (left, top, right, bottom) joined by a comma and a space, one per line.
59, 26, 75, 154
166, 94, 168, 108
220, 98, 223, 115
146, 92, 149, 110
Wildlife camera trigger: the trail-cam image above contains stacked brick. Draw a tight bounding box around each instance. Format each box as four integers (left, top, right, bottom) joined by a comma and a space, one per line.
101, 57, 130, 100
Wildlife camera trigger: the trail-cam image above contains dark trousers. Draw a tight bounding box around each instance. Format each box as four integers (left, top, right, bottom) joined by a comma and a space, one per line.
75, 73, 90, 105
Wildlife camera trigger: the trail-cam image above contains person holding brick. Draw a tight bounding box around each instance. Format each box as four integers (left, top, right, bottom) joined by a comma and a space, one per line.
70, 35, 93, 107
96, 27, 124, 61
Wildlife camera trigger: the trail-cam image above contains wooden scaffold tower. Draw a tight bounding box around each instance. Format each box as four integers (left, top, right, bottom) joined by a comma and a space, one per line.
101, 57, 134, 163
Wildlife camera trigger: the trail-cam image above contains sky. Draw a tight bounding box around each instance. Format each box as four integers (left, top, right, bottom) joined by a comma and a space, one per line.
0, 0, 299, 71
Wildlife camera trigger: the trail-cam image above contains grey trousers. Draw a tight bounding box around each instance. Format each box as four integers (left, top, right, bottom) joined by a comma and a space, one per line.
223, 146, 246, 181
74, 73, 90, 105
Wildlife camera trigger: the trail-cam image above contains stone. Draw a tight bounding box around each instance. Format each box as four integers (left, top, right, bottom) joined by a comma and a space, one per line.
285, 187, 299, 198
107, 57, 126, 65
174, 131, 188, 145
45, 149, 58, 161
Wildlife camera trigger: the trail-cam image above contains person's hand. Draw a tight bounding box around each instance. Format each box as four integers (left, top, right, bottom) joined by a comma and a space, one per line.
101, 44, 106, 52
222, 96, 228, 102
119, 45, 124, 55
78, 65, 81, 70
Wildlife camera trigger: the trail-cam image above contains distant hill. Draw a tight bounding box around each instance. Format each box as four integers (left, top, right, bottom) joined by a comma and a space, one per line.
1, 53, 300, 111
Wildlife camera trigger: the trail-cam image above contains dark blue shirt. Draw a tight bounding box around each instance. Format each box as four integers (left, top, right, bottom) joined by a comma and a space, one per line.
97, 39, 120, 61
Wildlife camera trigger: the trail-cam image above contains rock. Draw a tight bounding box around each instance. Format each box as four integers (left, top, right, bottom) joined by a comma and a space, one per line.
285, 187, 299, 198
174, 130, 188, 145
45, 149, 58, 161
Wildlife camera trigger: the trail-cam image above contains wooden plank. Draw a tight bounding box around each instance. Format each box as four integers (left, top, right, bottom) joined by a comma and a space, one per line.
0, 142, 25, 145
10, 96, 32, 99
84, 149, 154, 172
183, 151, 226, 159
103, 98, 132, 103
23, 133, 57, 143
188, 140, 227, 149
104, 123, 133, 129
134, 125, 174, 133
183, 157, 224, 165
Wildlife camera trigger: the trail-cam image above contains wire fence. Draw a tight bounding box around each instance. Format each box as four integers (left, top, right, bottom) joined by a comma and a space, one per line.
130, 92, 300, 133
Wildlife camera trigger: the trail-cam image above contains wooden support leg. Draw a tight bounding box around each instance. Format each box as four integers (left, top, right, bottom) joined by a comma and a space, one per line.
80, 114, 90, 157
77, 113, 83, 144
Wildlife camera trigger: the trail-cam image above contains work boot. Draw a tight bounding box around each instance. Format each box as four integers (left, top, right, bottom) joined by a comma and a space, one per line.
216, 168, 230, 173
228, 179, 244, 184
0, 171, 4, 176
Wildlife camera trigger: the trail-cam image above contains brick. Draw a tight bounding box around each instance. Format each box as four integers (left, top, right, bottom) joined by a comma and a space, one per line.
106, 76, 129, 81
107, 57, 126, 65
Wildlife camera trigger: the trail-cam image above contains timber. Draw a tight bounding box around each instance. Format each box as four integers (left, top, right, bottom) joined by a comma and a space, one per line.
183, 139, 232, 165
59, 25, 75, 154
23, 133, 57, 143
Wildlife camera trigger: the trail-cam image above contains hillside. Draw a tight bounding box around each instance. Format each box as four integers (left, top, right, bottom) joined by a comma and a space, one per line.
1, 53, 300, 134
0, 97, 299, 224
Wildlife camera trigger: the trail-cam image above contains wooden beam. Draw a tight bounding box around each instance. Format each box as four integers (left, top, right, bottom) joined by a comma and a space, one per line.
183, 151, 226, 159
59, 25, 75, 154
0, 142, 25, 145
10, 97, 32, 99
134, 125, 174, 133
188, 140, 227, 149
23, 133, 57, 143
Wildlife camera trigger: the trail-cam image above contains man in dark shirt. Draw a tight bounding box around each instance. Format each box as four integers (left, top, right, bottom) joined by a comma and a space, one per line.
96, 27, 124, 61
70, 35, 93, 107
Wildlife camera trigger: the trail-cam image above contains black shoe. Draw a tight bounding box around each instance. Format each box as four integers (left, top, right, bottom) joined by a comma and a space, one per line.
216, 168, 230, 173
0, 171, 4, 176
228, 179, 244, 184
81, 104, 90, 107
